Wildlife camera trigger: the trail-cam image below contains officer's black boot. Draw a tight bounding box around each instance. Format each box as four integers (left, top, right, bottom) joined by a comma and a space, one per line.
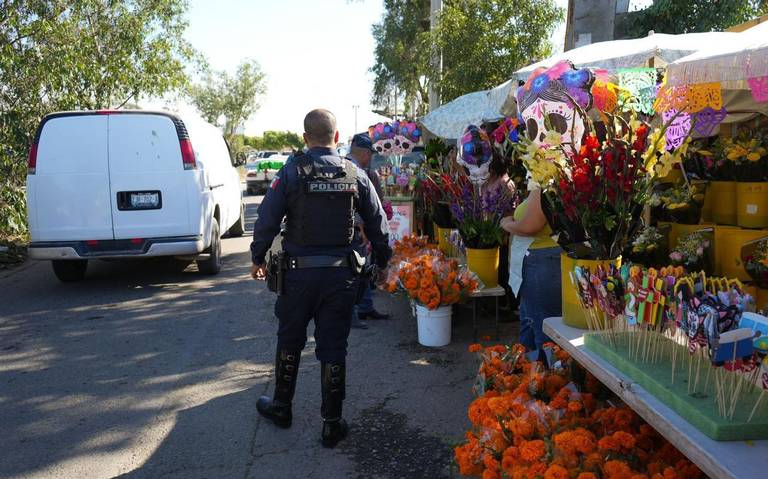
257, 349, 300, 428
320, 362, 348, 448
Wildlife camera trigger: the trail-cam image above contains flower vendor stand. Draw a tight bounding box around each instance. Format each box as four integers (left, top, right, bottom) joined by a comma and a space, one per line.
415, 304, 451, 347
561, 253, 621, 329
543, 317, 768, 479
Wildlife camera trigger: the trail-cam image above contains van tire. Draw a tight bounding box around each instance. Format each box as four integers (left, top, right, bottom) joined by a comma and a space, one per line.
197, 218, 222, 275
52, 260, 88, 282
228, 203, 245, 237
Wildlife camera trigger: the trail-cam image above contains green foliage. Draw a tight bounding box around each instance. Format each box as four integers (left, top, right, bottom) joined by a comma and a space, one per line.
370, 0, 432, 116
621, 0, 768, 37
188, 59, 267, 144
430, 0, 563, 103
237, 131, 304, 153
0, 0, 197, 238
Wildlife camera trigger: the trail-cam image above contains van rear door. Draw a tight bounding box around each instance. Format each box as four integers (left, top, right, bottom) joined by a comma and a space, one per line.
107, 113, 193, 239
32, 114, 114, 241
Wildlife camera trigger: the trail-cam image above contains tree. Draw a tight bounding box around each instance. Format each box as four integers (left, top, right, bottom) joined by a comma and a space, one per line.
188, 59, 267, 144
0, 0, 198, 237
430, 0, 564, 103
620, 0, 768, 37
370, 0, 432, 117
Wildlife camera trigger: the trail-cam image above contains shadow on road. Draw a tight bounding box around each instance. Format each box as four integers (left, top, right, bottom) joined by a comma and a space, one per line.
0, 200, 277, 478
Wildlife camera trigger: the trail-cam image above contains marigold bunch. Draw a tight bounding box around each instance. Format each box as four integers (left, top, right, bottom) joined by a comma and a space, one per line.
456, 343, 703, 479
381, 235, 479, 309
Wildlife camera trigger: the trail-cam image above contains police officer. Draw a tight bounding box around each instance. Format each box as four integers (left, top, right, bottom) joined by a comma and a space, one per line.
250, 109, 392, 448
347, 133, 391, 329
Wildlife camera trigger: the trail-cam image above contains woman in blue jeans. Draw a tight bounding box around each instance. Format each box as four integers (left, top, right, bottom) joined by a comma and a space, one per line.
500, 188, 562, 351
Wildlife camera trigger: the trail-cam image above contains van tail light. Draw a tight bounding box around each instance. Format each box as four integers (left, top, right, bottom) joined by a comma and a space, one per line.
27, 143, 38, 175
179, 138, 197, 170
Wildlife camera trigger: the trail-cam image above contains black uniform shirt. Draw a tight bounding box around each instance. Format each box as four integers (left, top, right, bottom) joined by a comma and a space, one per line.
250, 147, 392, 268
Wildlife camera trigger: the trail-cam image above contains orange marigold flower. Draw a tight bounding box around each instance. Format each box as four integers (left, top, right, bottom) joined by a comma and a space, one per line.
519, 439, 546, 462
544, 464, 569, 479
567, 400, 583, 413
578, 474, 598, 479
598, 435, 620, 452
468, 343, 482, 353
604, 460, 633, 479
613, 431, 636, 450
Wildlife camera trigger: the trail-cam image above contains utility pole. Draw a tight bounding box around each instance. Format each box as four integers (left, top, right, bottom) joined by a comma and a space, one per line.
428, 0, 442, 112
352, 105, 359, 133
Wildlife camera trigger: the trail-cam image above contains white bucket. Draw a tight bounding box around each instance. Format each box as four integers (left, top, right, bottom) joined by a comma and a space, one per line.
416, 304, 452, 347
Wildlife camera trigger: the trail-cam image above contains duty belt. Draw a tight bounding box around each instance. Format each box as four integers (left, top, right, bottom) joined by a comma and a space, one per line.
286, 255, 351, 269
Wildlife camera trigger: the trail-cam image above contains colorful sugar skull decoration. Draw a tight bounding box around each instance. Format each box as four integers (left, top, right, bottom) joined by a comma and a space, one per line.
516, 60, 595, 152
458, 125, 492, 184
368, 121, 421, 155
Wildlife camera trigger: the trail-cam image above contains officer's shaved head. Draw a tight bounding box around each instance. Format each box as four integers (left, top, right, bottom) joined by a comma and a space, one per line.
303, 109, 338, 147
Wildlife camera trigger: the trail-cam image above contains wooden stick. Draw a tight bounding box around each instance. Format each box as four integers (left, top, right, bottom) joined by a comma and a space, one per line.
748, 390, 766, 423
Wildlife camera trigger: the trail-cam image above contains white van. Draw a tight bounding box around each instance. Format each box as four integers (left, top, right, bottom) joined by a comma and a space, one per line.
26, 110, 245, 281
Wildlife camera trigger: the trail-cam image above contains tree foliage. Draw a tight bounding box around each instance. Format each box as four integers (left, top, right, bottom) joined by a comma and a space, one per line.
370, 0, 432, 117
369, 0, 564, 112
621, 0, 768, 37
0, 0, 197, 238
430, 0, 563, 103
239, 131, 304, 152
187, 59, 267, 144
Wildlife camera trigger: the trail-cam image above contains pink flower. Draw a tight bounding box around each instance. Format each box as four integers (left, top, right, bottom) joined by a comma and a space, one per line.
670, 252, 683, 262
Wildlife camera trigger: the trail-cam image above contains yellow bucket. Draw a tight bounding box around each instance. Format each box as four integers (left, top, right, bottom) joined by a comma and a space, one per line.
756, 287, 768, 312
710, 181, 737, 225
737, 182, 768, 229
466, 247, 500, 288
715, 226, 768, 281
561, 253, 622, 329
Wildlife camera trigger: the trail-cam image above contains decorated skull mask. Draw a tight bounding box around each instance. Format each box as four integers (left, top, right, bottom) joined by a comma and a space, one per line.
369, 122, 396, 155
516, 60, 595, 151
458, 125, 492, 184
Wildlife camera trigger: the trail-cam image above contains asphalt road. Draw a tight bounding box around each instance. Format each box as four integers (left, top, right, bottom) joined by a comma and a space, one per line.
0, 190, 518, 479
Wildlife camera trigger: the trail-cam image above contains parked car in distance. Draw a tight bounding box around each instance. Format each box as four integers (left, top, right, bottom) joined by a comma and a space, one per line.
26, 110, 245, 281
245, 155, 289, 195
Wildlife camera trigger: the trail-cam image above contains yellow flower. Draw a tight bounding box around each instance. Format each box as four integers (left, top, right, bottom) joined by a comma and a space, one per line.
747, 152, 761, 162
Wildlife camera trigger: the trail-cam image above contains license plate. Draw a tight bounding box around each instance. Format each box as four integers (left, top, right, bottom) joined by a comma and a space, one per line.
130, 192, 159, 208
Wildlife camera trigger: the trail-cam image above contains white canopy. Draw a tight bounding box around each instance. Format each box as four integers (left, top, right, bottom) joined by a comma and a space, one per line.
514, 31, 737, 81
419, 80, 515, 140
666, 21, 768, 86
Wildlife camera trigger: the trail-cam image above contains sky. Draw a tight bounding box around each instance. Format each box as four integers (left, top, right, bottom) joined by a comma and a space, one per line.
151, 0, 653, 141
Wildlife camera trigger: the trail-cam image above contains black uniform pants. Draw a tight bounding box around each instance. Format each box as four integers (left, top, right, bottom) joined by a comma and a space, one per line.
274, 267, 359, 363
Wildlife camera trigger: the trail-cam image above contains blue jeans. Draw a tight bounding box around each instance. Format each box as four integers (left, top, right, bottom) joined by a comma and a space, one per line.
356, 283, 374, 314
518, 247, 562, 351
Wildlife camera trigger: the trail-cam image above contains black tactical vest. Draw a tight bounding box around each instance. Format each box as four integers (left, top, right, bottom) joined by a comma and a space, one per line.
284, 155, 358, 246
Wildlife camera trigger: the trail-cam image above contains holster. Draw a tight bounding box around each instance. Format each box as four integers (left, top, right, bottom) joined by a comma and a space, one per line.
266, 251, 285, 295
353, 255, 377, 303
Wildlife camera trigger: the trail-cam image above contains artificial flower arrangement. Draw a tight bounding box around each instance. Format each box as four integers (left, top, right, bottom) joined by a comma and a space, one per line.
649, 181, 706, 224
381, 235, 479, 310
520, 110, 691, 259
626, 225, 668, 267
448, 174, 516, 249
455, 342, 703, 479
669, 230, 713, 273
744, 238, 768, 288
